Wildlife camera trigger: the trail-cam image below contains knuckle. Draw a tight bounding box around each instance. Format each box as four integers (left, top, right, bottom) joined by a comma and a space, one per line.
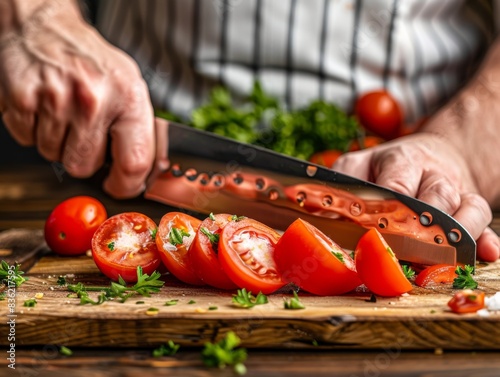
119, 145, 152, 177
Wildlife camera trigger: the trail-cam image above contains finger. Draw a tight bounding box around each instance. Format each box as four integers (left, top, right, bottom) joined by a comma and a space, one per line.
332, 149, 373, 181
476, 227, 500, 262
415, 172, 461, 217
146, 117, 170, 187
450, 192, 492, 242
103, 111, 155, 199
2, 109, 37, 146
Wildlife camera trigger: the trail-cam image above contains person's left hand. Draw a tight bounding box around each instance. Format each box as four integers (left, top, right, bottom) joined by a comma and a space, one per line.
333, 132, 500, 262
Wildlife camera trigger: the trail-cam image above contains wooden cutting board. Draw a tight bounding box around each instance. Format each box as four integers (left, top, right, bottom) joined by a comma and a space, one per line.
2, 253, 499, 351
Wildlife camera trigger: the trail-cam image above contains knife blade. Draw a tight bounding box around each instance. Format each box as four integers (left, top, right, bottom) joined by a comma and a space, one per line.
145, 121, 476, 266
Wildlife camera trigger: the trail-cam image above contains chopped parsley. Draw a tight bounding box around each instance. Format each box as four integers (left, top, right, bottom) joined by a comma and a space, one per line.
152, 340, 180, 357
169, 227, 190, 246
284, 291, 305, 310
332, 251, 345, 264
402, 265, 415, 279
23, 298, 37, 307
201, 331, 247, 375
164, 299, 179, 306
232, 288, 268, 308
453, 265, 478, 289
0, 260, 27, 287
107, 242, 115, 251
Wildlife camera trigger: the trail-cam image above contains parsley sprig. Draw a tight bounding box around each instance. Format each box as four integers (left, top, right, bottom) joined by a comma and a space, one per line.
67, 266, 164, 305
453, 265, 478, 289
284, 291, 305, 310
202, 331, 247, 375
402, 265, 415, 279
0, 260, 27, 287
152, 340, 180, 357
232, 288, 268, 308
169, 227, 190, 246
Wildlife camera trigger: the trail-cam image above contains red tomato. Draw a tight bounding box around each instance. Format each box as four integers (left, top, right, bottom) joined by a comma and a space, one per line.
218, 217, 285, 294
355, 90, 403, 140
355, 228, 412, 297
348, 136, 385, 151
156, 212, 204, 286
415, 264, 457, 288
308, 150, 343, 167
274, 218, 361, 296
447, 290, 485, 314
189, 214, 238, 290
91, 212, 161, 283
45, 196, 107, 256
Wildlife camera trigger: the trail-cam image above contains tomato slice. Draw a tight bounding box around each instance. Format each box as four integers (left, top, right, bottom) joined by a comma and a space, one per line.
189, 214, 238, 290
156, 212, 204, 286
415, 264, 457, 288
354, 228, 412, 297
448, 289, 485, 314
218, 217, 285, 294
308, 150, 343, 167
91, 212, 161, 283
274, 218, 361, 296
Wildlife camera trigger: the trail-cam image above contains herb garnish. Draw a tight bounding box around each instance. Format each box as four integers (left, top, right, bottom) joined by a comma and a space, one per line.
59, 346, 73, 356
284, 291, 305, 310
0, 260, 27, 287
332, 251, 345, 264
107, 242, 115, 251
231, 215, 246, 222
164, 299, 178, 306
152, 340, 180, 357
150, 228, 158, 240
200, 227, 220, 247
201, 331, 247, 375
23, 298, 37, 307
169, 227, 190, 246
402, 265, 415, 279
232, 288, 268, 308
66, 266, 164, 305
453, 265, 478, 289
57, 276, 67, 286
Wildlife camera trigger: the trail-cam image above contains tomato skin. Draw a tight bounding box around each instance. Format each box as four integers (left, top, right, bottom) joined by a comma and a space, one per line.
308, 150, 343, 167
448, 290, 485, 314
91, 212, 161, 283
218, 218, 285, 294
348, 136, 385, 151
355, 90, 402, 140
415, 264, 457, 288
355, 228, 412, 297
274, 219, 361, 296
45, 196, 107, 256
156, 212, 204, 286
189, 214, 238, 290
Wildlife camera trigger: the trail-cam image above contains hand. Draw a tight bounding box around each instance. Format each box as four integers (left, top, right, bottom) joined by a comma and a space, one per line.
333, 132, 500, 262
0, 1, 155, 198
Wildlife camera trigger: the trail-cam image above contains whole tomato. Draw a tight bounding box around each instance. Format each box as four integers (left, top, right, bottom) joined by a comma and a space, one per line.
44, 196, 107, 256
355, 90, 403, 140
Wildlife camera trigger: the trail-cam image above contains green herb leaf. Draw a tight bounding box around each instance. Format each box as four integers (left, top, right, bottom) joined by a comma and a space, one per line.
201, 331, 247, 374
453, 265, 478, 289
150, 228, 158, 240
152, 340, 180, 357
164, 299, 178, 306
23, 298, 37, 307
57, 276, 67, 286
402, 265, 415, 279
209, 213, 216, 221
284, 291, 305, 310
231, 215, 246, 222
200, 227, 220, 246
107, 242, 115, 251
59, 346, 73, 356
168, 227, 190, 246
0, 260, 27, 287
188, 300, 196, 305
208, 306, 218, 311
332, 251, 345, 264
232, 288, 268, 308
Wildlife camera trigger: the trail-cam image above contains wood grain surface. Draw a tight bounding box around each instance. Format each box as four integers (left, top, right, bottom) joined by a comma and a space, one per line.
1, 163, 500, 375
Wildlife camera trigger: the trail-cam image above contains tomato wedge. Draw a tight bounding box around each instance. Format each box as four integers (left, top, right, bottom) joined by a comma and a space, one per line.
189, 214, 238, 290
156, 212, 204, 285
355, 228, 412, 297
274, 218, 361, 296
91, 212, 161, 283
218, 217, 284, 294
448, 290, 485, 314
415, 264, 457, 288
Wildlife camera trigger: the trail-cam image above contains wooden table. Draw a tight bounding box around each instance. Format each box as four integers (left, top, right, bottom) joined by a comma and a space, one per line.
1, 163, 500, 377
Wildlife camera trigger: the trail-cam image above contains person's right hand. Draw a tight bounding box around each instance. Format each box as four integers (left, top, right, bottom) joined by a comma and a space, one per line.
0, 0, 155, 198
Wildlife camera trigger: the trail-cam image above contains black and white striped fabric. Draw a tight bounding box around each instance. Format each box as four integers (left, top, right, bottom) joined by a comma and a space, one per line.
95, 0, 495, 123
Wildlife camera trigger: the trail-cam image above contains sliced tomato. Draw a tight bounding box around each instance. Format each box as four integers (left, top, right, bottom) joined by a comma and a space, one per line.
355, 228, 412, 297
218, 217, 284, 294
274, 218, 361, 296
91, 212, 161, 283
156, 212, 204, 286
308, 150, 343, 167
448, 289, 485, 314
189, 213, 238, 290
415, 264, 457, 288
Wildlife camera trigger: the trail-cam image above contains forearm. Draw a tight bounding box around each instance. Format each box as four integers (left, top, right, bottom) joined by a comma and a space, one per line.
420, 36, 500, 208
0, 0, 81, 39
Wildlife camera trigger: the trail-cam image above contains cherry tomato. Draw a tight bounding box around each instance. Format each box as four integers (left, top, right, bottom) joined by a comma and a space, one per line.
44, 196, 107, 256
91, 212, 161, 283
448, 290, 485, 314
415, 264, 457, 288
348, 136, 385, 151
355, 90, 403, 140
354, 228, 412, 297
308, 150, 343, 167
189, 214, 238, 290
156, 212, 204, 286
218, 217, 285, 294
274, 218, 361, 296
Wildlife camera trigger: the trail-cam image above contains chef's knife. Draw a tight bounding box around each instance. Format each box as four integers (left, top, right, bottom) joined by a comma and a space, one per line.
145, 121, 476, 266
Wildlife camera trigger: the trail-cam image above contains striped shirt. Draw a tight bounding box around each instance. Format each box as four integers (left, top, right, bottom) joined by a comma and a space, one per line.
94, 0, 495, 123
